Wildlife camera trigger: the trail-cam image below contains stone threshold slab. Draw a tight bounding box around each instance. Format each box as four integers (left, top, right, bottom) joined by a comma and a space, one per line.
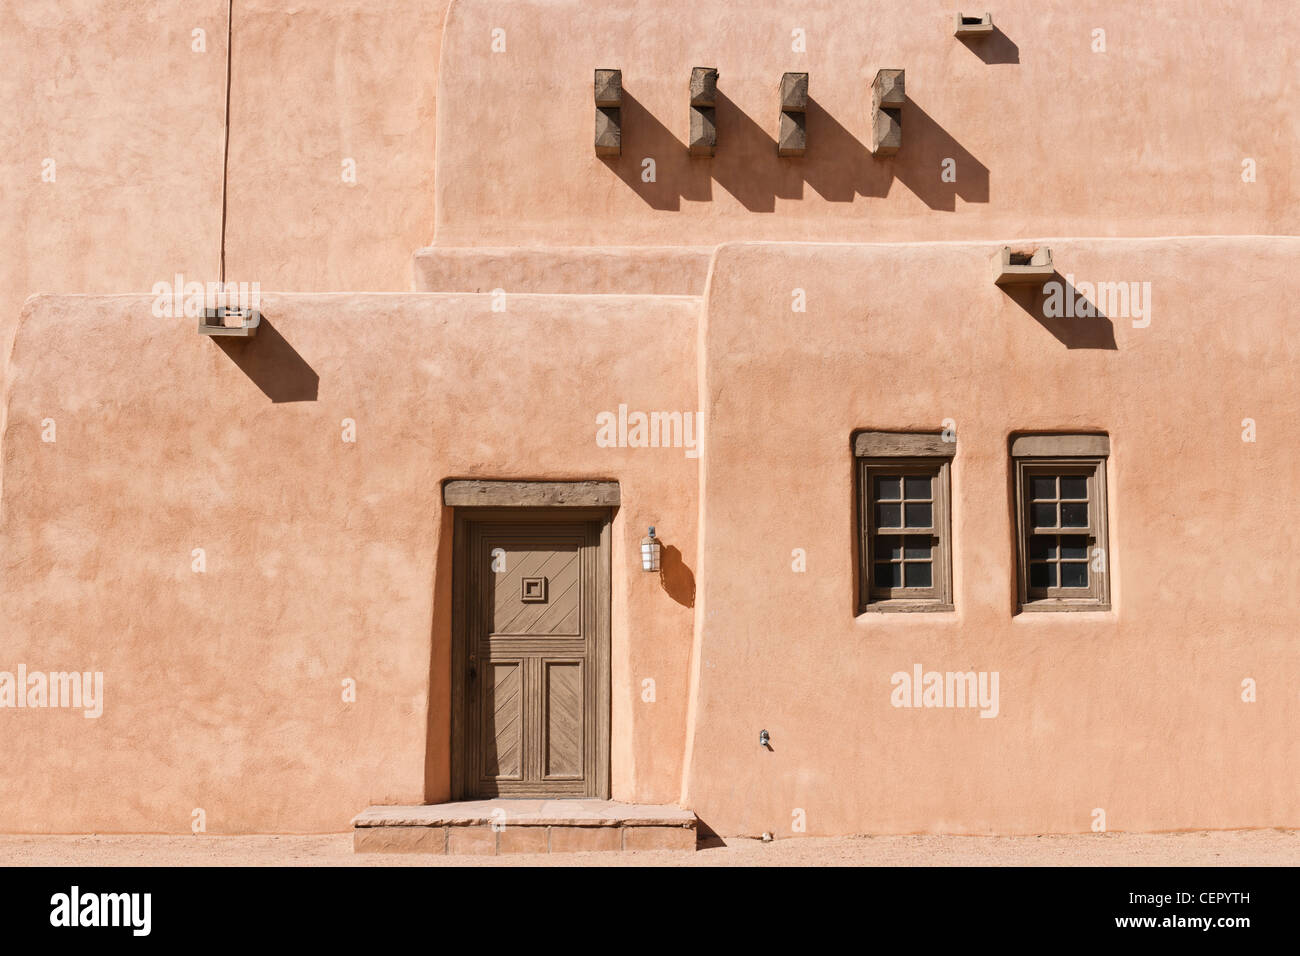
353, 800, 695, 828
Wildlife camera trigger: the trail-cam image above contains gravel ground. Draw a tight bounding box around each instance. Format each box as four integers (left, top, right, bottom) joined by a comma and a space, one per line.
1, 829, 1295, 866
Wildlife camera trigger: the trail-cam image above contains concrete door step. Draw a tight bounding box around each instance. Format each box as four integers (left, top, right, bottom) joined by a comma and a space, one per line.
352, 800, 698, 855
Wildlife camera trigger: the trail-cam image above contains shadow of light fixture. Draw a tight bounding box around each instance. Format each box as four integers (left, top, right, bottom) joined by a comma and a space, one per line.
209, 316, 321, 402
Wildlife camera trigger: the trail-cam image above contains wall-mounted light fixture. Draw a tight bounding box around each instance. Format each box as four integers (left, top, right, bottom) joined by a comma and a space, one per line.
954, 12, 994, 37
594, 68, 623, 156
640, 526, 661, 572
778, 72, 808, 157
759, 729, 771, 748
689, 67, 718, 157
198, 307, 261, 338
993, 246, 1054, 286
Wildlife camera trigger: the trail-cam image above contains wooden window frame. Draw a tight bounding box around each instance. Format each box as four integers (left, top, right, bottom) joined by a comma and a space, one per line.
855, 433, 954, 614
1013, 444, 1111, 613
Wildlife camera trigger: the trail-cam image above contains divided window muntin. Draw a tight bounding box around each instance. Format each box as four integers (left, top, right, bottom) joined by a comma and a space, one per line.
857, 454, 953, 612
1014, 455, 1110, 610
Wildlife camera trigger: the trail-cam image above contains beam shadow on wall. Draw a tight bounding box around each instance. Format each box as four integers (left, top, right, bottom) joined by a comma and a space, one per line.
599, 89, 712, 210
1003, 273, 1118, 350
212, 318, 320, 402
887, 98, 990, 209
801, 96, 885, 202
602, 88, 988, 212
711, 91, 803, 210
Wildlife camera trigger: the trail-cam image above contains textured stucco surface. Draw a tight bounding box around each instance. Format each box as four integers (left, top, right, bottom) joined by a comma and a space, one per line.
222, 0, 444, 291
0, 0, 446, 362
4, 239, 1297, 835
413, 246, 714, 295
434, 0, 1298, 246
0, 293, 698, 832
683, 236, 1300, 836
1, 0, 1296, 838
0, 0, 227, 387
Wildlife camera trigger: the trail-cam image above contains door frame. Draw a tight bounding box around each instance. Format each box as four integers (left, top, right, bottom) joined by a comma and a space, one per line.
450, 507, 612, 800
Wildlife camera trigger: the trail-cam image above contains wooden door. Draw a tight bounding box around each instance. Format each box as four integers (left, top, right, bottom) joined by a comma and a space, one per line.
453, 513, 610, 799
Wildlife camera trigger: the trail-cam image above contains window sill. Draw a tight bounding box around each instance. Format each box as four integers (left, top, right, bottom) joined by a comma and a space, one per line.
859, 601, 955, 615
1017, 600, 1111, 614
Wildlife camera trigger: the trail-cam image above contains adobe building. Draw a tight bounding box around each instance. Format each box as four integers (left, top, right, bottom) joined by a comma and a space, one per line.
1, 1, 1296, 851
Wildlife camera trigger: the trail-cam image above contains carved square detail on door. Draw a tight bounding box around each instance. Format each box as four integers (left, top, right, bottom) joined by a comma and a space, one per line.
521, 576, 548, 603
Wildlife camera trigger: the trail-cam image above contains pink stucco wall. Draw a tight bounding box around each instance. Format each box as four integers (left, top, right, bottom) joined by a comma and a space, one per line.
223, 0, 444, 291
0, 292, 698, 831
413, 246, 714, 295
433, 0, 1297, 247
4, 238, 1297, 834
0, 0, 446, 405
1, 0, 1296, 836
685, 236, 1300, 835
0, 0, 226, 380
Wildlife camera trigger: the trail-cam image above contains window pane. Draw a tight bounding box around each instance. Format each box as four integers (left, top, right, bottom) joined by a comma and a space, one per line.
1029, 563, 1056, 588
904, 562, 932, 588
1060, 502, 1088, 527
1060, 562, 1089, 588
876, 502, 901, 528
873, 476, 901, 501
1029, 535, 1056, 561
903, 536, 931, 560
875, 535, 902, 561
1031, 502, 1057, 528
1030, 476, 1057, 500
903, 475, 932, 499
1059, 535, 1088, 560
874, 563, 901, 588
1059, 476, 1088, 499
904, 502, 932, 528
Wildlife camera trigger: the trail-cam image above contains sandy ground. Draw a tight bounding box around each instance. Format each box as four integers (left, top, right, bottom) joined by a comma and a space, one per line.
1, 829, 1295, 866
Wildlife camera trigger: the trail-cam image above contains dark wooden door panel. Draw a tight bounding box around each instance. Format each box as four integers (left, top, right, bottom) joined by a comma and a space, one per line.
454, 514, 609, 799
543, 660, 584, 780
481, 660, 522, 781
489, 543, 582, 635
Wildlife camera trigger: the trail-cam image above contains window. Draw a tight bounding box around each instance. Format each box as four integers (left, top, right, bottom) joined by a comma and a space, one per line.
855, 432, 954, 612
1012, 434, 1111, 611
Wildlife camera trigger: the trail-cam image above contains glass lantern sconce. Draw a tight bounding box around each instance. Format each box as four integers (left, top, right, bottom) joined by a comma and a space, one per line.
640, 527, 661, 572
